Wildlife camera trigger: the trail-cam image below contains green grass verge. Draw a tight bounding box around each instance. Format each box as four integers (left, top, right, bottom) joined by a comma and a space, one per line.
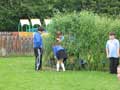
0, 57, 120, 90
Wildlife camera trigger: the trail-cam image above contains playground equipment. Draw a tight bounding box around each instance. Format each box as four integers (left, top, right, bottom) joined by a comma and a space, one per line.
30, 19, 42, 32
30, 19, 41, 28
18, 19, 31, 32
18, 19, 42, 32
44, 19, 52, 26
18, 18, 52, 32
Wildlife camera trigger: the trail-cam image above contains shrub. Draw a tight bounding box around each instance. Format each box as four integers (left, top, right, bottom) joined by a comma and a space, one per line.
43, 11, 120, 71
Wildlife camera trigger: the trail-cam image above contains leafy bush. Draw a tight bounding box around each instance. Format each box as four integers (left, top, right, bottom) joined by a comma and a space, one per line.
1, 0, 120, 31
43, 11, 120, 71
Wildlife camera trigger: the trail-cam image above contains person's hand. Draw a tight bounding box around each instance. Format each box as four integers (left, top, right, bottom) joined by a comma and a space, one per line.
56, 38, 61, 42
56, 38, 60, 40
118, 54, 120, 58
106, 55, 109, 58
54, 56, 57, 59
41, 48, 44, 54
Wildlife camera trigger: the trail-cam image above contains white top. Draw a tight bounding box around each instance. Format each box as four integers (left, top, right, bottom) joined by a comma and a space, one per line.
106, 39, 120, 58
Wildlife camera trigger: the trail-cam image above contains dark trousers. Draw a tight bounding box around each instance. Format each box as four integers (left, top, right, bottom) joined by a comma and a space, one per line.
109, 57, 119, 74
63, 58, 67, 66
34, 48, 42, 70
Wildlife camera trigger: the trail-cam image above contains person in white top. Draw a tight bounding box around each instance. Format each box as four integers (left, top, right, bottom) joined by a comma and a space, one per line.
106, 32, 120, 74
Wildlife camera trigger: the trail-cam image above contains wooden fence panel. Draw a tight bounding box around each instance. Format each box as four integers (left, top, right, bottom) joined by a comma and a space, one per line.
0, 32, 34, 56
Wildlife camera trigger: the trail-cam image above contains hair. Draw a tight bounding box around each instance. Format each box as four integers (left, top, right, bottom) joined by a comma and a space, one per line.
38, 26, 44, 32
56, 31, 62, 35
109, 32, 115, 36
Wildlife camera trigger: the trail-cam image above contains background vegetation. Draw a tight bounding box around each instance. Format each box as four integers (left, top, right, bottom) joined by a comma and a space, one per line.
1, 0, 120, 31
44, 11, 120, 71
1, 0, 120, 71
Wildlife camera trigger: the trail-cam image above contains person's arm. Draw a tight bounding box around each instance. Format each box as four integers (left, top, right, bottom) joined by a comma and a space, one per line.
53, 46, 57, 57
56, 36, 64, 42
106, 48, 109, 58
61, 36, 64, 41
35, 33, 43, 48
33, 33, 36, 42
106, 41, 109, 58
116, 40, 120, 57
39, 35, 43, 48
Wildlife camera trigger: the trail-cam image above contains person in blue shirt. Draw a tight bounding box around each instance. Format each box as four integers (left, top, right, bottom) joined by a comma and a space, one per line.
33, 26, 45, 71
53, 42, 67, 71
56, 31, 68, 66
106, 32, 120, 74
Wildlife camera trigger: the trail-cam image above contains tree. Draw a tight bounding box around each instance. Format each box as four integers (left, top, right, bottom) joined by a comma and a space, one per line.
0, 0, 120, 31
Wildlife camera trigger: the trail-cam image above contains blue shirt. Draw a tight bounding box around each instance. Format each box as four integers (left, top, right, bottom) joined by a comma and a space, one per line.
106, 39, 120, 58
33, 32, 43, 48
53, 45, 64, 57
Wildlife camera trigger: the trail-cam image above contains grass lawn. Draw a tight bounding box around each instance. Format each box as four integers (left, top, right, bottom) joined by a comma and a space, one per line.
0, 57, 120, 90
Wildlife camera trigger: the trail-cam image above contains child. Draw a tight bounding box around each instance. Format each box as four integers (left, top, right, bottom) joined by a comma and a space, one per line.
56, 31, 67, 65
106, 32, 120, 74
53, 42, 67, 71
33, 26, 45, 71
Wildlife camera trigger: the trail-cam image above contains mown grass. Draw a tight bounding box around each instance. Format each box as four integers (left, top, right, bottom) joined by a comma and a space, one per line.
0, 57, 120, 90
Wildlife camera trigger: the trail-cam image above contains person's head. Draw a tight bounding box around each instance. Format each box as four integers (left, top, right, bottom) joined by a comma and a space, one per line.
56, 31, 62, 36
38, 26, 45, 34
109, 32, 115, 40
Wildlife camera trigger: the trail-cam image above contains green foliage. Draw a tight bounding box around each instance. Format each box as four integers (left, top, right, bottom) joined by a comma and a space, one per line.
45, 11, 120, 71
1, 0, 120, 31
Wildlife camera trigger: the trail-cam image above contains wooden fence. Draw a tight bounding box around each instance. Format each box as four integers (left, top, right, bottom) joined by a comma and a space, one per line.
0, 32, 34, 56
